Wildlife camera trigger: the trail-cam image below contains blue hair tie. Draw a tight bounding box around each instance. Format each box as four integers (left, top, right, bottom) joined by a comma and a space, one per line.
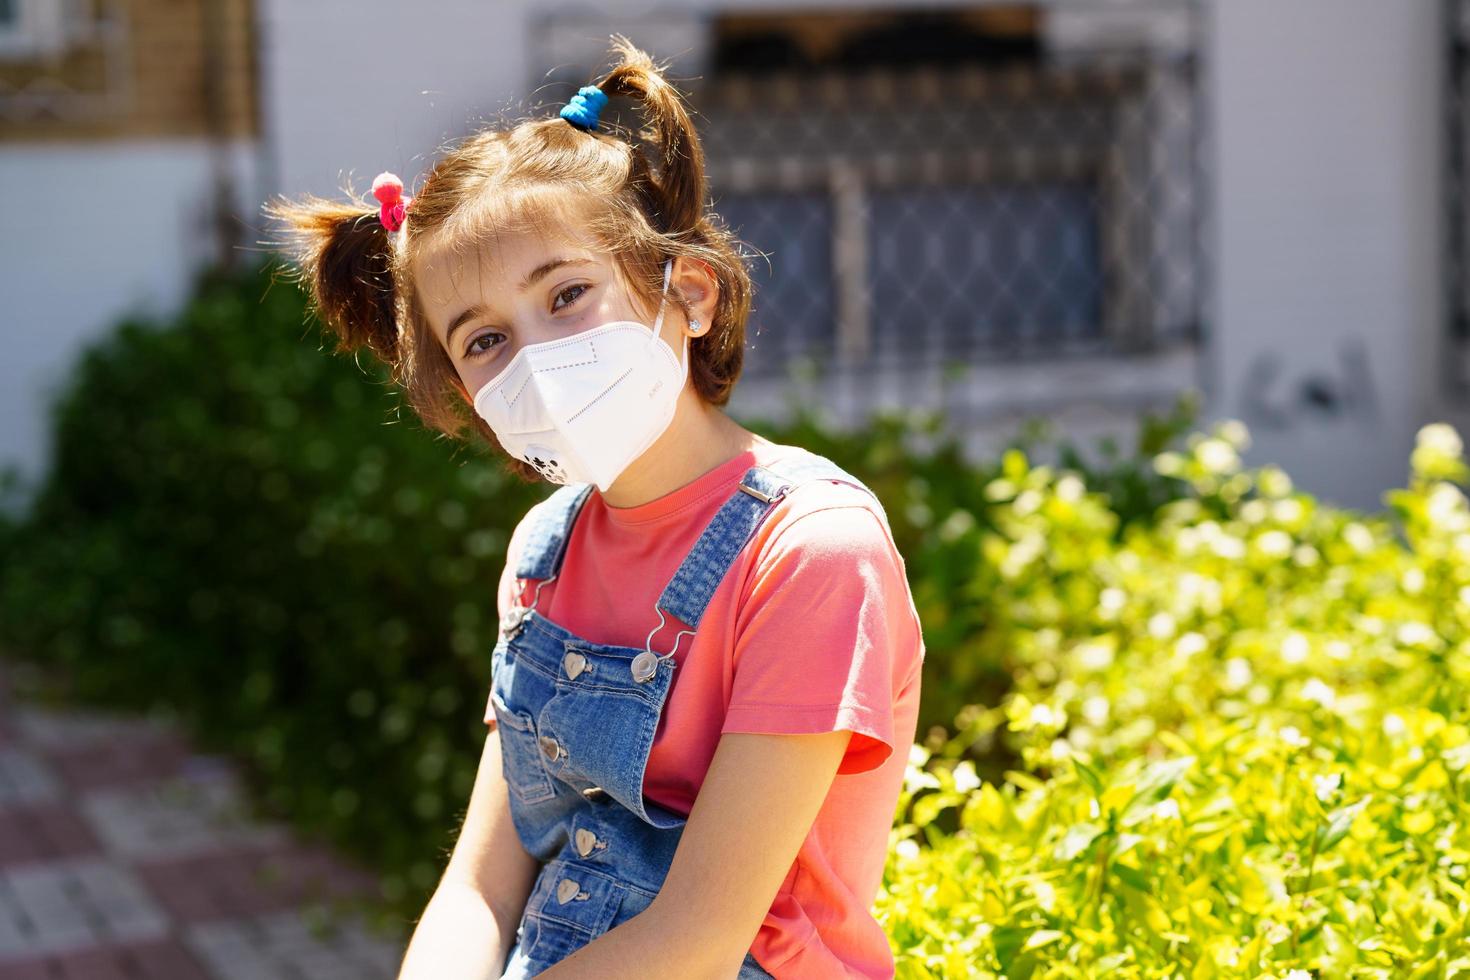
559, 85, 609, 131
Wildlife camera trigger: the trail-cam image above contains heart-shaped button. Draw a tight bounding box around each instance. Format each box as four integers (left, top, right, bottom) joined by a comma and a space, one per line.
575, 828, 599, 857
563, 652, 587, 680
557, 878, 581, 904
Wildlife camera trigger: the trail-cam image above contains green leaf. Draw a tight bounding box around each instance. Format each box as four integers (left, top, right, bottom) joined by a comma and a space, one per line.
1112, 861, 1151, 892
1023, 929, 1066, 952
1122, 756, 1195, 824
1316, 796, 1372, 852
1055, 822, 1105, 861
1073, 757, 1105, 796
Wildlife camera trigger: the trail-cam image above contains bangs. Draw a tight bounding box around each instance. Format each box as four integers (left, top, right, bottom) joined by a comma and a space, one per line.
447, 183, 592, 260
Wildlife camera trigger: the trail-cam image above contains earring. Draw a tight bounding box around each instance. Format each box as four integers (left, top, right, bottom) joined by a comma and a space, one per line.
688, 317, 704, 335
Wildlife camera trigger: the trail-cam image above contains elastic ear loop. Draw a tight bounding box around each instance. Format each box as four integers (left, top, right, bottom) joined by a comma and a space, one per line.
647, 257, 673, 344
645, 257, 690, 379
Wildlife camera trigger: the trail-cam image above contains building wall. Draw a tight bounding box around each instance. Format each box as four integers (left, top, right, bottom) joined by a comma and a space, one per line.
0, 0, 261, 502
1207, 0, 1446, 510
0, 138, 260, 501
257, 0, 533, 202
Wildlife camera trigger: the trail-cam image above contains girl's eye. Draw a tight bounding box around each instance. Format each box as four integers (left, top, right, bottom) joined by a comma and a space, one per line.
553, 283, 589, 312
466, 332, 506, 358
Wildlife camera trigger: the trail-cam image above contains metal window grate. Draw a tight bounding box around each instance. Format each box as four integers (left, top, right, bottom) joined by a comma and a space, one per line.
1447, 0, 1470, 400
694, 3, 1207, 379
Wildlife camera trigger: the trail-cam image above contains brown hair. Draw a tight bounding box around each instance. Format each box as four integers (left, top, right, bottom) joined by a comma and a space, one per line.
263, 36, 752, 483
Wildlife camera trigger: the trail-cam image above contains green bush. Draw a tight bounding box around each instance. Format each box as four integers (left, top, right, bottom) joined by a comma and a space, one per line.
876, 422, 1470, 977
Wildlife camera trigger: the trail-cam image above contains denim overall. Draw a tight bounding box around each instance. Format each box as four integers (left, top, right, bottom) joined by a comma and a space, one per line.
492, 449, 877, 979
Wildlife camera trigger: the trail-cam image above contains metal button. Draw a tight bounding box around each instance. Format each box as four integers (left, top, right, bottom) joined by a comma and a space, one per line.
631, 651, 658, 684
499, 607, 528, 637
581, 785, 607, 801
556, 878, 582, 904
563, 652, 587, 680
538, 735, 561, 761
575, 828, 599, 857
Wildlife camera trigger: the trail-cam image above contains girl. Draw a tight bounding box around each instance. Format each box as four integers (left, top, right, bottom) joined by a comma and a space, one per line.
267, 36, 923, 980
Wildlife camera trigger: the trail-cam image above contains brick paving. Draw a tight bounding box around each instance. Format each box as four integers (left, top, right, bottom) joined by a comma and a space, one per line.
0, 658, 405, 979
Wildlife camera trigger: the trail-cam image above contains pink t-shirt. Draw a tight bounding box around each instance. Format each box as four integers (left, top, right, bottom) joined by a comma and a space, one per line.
484, 439, 925, 979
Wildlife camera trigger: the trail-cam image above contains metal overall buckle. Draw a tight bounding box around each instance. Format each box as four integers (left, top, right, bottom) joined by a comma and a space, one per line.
501, 576, 555, 641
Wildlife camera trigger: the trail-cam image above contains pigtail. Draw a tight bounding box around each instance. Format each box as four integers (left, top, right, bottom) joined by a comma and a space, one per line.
262, 191, 401, 366
596, 34, 707, 237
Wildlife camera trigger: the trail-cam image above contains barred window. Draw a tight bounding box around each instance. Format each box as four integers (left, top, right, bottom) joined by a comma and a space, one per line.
697, 4, 1205, 380
1447, 0, 1470, 400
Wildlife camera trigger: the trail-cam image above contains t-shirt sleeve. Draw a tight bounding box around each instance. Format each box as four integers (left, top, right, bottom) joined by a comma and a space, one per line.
721, 501, 922, 775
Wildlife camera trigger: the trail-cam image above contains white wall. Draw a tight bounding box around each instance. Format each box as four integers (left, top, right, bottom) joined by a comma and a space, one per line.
1206, 0, 1444, 511
0, 139, 258, 505
257, 0, 534, 203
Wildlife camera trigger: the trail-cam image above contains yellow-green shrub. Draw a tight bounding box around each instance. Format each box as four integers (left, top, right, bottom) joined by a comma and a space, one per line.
877, 422, 1470, 978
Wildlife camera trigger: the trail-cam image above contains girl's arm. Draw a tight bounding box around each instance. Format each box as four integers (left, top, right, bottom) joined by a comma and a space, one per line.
398, 726, 540, 980
535, 728, 853, 980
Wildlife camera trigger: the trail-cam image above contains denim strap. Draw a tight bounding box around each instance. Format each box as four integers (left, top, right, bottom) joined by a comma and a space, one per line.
515, 483, 597, 581
654, 451, 875, 631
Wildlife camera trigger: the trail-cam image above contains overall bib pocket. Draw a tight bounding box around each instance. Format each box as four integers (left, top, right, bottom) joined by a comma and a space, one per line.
488, 688, 558, 804
520, 859, 624, 966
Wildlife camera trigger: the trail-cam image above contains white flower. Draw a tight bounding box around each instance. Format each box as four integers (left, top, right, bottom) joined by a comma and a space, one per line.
1281, 633, 1310, 664
1197, 437, 1240, 474
1313, 773, 1342, 802
1255, 530, 1293, 558
1148, 612, 1177, 641
1218, 419, 1251, 450
952, 761, 981, 794
1224, 658, 1253, 692
1076, 640, 1115, 671
1175, 632, 1208, 660
1397, 622, 1439, 649
1402, 568, 1426, 594
1279, 726, 1310, 749
1301, 678, 1336, 709
1343, 522, 1375, 553
1417, 422, 1464, 457
1271, 498, 1304, 524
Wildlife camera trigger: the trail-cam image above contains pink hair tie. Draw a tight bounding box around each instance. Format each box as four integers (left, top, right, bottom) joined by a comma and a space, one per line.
372, 171, 412, 233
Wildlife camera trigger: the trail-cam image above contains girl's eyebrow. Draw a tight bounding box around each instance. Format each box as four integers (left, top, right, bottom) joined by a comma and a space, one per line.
518, 256, 593, 292
443, 257, 595, 345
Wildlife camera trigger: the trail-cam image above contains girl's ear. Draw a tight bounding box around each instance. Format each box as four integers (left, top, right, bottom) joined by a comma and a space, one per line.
673, 256, 719, 333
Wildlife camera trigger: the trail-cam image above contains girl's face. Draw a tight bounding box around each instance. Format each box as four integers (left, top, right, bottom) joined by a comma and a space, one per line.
414, 226, 683, 402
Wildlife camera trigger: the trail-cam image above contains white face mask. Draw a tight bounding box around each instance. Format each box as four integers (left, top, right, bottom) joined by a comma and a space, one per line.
472, 258, 688, 492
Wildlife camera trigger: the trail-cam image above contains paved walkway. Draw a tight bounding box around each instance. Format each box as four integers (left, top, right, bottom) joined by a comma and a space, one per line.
0, 657, 405, 979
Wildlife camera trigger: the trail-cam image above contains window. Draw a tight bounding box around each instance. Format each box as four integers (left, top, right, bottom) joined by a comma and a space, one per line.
1446, 0, 1470, 399
698, 4, 1206, 380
